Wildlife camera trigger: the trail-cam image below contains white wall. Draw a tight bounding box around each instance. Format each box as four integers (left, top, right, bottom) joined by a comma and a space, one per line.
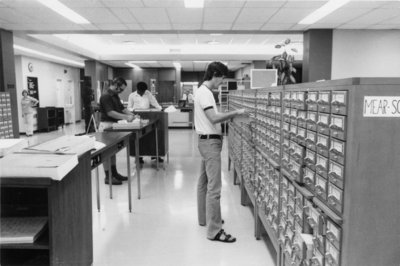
15, 55, 82, 132
332, 30, 400, 79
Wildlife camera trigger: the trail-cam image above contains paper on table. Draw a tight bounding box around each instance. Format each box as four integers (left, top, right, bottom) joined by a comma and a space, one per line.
0, 139, 28, 157
0, 153, 78, 180
94, 141, 106, 151
25, 135, 95, 156
164, 105, 177, 113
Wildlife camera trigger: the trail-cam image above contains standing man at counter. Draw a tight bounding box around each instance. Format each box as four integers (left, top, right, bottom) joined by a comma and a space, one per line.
195, 61, 246, 243
99, 77, 135, 185
127, 81, 163, 163
127, 81, 162, 111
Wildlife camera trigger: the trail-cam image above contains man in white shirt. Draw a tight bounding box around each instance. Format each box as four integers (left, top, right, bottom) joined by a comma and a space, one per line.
194, 62, 246, 243
127, 82, 162, 111
127, 81, 163, 163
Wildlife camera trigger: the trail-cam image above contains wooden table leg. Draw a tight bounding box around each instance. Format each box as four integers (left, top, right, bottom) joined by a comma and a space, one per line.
155, 127, 159, 171
108, 159, 112, 199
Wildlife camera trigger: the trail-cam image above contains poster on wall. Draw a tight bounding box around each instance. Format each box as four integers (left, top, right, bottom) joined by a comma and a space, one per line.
27, 76, 39, 107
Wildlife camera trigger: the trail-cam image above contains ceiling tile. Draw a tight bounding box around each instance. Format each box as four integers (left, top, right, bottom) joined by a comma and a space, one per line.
344, 1, 387, 9
78, 7, 121, 23
96, 23, 129, 30
318, 8, 372, 24
129, 8, 170, 24
232, 23, 264, 30
261, 23, 297, 31
204, 8, 241, 23
142, 23, 172, 30
101, 0, 144, 8
59, 0, 106, 8
245, 0, 286, 8
204, 0, 246, 8
109, 8, 138, 24
202, 23, 233, 30
336, 24, 367, 29
235, 8, 278, 24
125, 23, 143, 30
284, 1, 325, 8
379, 15, 400, 25
368, 24, 400, 30
269, 8, 315, 23
142, 0, 184, 8
167, 8, 203, 24
347, 8, 400, 25
172, 23, 202, 30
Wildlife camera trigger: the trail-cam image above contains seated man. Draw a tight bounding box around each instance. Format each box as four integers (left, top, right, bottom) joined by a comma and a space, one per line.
127, 81, 163, 163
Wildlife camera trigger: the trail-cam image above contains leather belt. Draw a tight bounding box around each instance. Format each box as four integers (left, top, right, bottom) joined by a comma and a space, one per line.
199, 134, 222, 140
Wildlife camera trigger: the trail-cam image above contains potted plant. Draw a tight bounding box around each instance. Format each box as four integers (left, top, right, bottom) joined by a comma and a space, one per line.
269, 38, 298, 85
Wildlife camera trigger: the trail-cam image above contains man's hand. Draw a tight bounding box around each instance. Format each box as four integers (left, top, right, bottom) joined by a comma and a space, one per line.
126, 114, 135, 122
236, 109, 247, 115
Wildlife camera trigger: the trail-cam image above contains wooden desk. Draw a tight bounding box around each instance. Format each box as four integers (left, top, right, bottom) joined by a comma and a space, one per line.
105, 119, 159, 199
90, 132, 132, 212
0, 152, 92, 266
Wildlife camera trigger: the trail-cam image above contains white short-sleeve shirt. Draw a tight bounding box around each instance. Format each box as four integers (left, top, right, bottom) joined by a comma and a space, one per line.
194, 84, 221, 135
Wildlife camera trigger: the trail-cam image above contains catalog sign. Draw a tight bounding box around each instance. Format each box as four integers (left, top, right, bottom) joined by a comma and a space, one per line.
363, 96, 400, 117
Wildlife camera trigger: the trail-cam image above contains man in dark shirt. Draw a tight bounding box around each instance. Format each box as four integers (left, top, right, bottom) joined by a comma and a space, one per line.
99, 77, 134, 185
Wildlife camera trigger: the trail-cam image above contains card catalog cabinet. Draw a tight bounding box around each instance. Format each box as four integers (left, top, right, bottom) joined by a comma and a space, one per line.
228, 78, 400, 266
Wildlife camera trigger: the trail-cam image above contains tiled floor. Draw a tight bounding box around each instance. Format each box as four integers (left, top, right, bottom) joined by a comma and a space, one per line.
24, 123, 276, 266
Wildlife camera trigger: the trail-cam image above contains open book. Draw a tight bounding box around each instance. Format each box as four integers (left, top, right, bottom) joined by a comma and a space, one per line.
0, 216, 48, 244
0, 153, 78, 180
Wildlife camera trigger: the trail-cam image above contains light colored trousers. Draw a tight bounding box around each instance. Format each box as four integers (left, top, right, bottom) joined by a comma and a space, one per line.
23, 113, 34, 135
197, 138, 223, 239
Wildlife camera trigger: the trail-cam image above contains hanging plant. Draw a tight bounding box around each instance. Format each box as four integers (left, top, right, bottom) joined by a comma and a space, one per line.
269, 38, 297, 85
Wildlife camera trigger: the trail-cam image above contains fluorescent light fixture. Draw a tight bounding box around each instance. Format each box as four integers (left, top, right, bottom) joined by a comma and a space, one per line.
125, 62, 141, 69
13, 45, 84, 67
299, 0, 350, 25
207, 41, 220, 45
210, 33, 223, 36
37, 0, 90, 24
184, 0, 204, 8
173, 62, 182, 69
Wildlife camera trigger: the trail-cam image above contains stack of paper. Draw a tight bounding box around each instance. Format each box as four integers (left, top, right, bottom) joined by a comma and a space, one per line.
24, 135, 95, 156
0, 139, 28, 157
0, 216, 48, 244
0, 153, 78, 180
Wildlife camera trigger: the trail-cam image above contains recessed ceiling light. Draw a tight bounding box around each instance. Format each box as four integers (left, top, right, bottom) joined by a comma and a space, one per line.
36, 0, 90, 24
298, 0, 350, 25
184, 0, 204, 8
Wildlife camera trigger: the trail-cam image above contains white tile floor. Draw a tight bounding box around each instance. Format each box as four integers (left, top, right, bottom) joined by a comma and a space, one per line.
24, 123, 276, 266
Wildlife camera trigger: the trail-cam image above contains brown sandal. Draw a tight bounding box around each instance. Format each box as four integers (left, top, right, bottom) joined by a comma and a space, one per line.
211, 229, 236, 243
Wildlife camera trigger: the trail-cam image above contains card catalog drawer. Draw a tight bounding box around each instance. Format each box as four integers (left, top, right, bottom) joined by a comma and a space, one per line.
328, 161, 344, 189
306, 91, 318, 111
316, 134, 330, 157
331, 90, 348, 115
318, 91, 331, 113
330, 114, 346, 141
316, 154, 329, 178
304, 149, 316, 170
306, 130, 317, 151
304, 167, 316, 192
326, 219, 341, 250
317, 113, 330, 136
327, 183, 343, 214
297, 110, 307, 128
315, 174, 327, 200
329, 139, 345, 165
325, 240, 340, 266
306, 111, 318, 131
